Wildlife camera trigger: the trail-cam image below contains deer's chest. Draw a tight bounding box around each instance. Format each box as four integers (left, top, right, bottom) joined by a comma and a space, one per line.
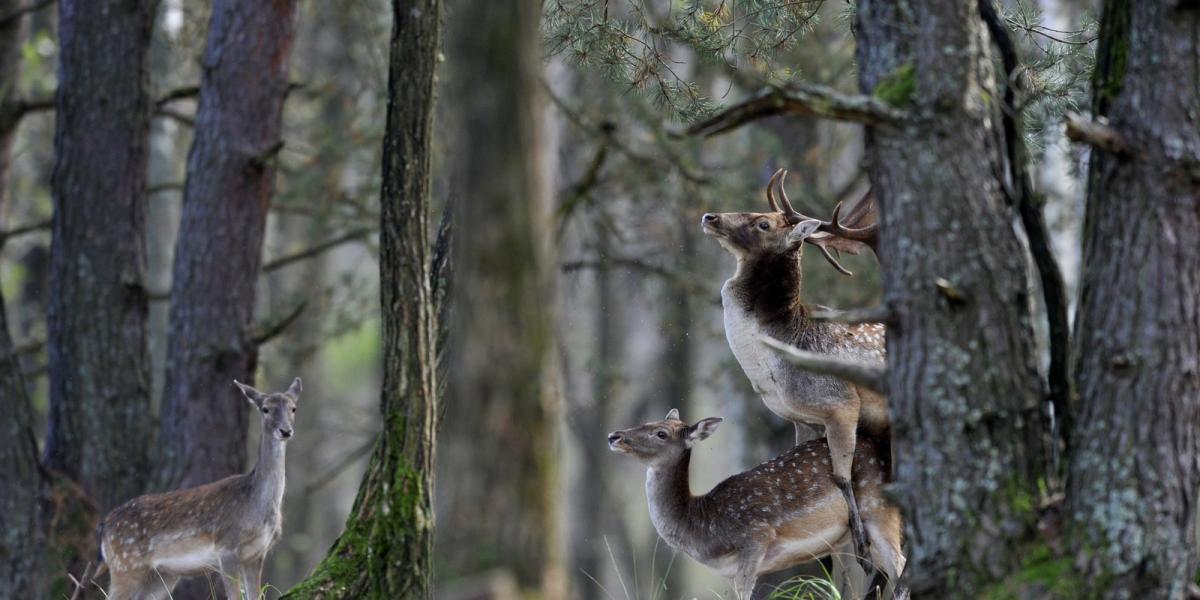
722, 297, 792, 414
239, 512, 281, 560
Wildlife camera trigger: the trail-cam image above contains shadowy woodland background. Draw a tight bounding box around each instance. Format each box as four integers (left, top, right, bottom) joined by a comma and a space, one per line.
2, 0, 1197, 599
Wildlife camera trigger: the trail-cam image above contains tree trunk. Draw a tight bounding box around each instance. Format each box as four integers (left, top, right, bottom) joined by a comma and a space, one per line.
1067, 1, 1200, 596
855, 1, 1049, 594
45, 0, 157, 513
436, 0, 562, 595
281, 0, 440, 596
159, 0, 298, 492
0, 7, 45, 581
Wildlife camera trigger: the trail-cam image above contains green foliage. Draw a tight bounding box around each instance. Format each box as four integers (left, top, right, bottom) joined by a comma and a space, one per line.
544, 0, 829, 121
1000, 1, 1098, 160
981, 543, 1080, 600
871, 63, 915, 107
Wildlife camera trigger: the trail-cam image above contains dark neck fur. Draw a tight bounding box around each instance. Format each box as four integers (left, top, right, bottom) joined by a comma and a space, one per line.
728, 249, 807, 326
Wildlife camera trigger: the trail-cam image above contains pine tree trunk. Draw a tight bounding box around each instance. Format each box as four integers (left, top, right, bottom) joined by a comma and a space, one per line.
45, 0, 157, 513
159, 0, 298, 493
436, 0, 563, 595
1067, 1, 1200, 596
280, 0, 440, 596
855, 1, 1050, 594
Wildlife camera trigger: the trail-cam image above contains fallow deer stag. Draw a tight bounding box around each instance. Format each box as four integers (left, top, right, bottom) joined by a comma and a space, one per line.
608, 410, 905, 600
98, 378, 302, 600
700, 169, 885, 566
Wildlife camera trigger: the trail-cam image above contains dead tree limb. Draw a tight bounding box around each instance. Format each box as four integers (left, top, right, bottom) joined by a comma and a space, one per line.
759, 335, 888, 394
686, 83, 907, 138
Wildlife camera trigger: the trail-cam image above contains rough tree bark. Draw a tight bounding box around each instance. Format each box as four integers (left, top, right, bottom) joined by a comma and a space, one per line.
1067, 1, 1200, 597
280, 0, 440, 596
159, 0, 298, 491
44, 0, 158, 513
435, 0, 563, 595
855, 1, 1050, 594
0, 9, 45, 592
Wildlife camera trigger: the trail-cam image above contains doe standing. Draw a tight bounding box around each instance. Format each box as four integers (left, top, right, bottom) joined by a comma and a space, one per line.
98, 378, 302, 600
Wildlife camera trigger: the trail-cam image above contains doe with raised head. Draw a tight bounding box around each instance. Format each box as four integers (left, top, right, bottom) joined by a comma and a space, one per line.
98, 377, 302, 600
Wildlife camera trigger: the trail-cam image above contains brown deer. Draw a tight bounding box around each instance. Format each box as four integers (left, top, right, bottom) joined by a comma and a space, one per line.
700, 169, 884, 565
98, 378, 302, 600
607, 410, 905, 600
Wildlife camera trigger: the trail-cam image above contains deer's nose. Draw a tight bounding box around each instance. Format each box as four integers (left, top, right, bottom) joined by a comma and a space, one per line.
701, 213, 719, 225
607, 432, 623, 445
279, 428, 293, 439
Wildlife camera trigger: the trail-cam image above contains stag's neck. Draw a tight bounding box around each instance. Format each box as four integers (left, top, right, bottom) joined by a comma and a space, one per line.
250, 434, 287, 516
727, 250, 807, 326
644, 452, 696, 551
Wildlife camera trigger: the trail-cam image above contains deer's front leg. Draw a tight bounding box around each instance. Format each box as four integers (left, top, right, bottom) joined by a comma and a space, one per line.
825, 415, 872, 573
731, 548, 765, 600
241, 557, 264, 600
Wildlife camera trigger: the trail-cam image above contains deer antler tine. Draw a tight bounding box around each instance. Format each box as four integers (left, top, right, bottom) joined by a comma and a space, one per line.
820, 200, 879, 247
777, 170, 805, 224
815, 242, 854, 276
765, 168, 784, 212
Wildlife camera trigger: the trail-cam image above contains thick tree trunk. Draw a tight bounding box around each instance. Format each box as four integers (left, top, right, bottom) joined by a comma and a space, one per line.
281, 0, 440, 597
45, 0, 157, 513
855, 1, 1049, 594
1067, 2, 1200, 597
436, 1, 562, 595
159, 0, 298, 492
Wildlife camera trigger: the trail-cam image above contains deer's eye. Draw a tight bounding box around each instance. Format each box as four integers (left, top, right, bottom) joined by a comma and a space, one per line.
655, 430, 669, 440
262, 408, 269, 414
757, 221, 770, 231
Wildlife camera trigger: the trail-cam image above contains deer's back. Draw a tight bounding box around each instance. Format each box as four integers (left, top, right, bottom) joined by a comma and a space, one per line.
101, 473, 277, 575
682, 438, 890, 572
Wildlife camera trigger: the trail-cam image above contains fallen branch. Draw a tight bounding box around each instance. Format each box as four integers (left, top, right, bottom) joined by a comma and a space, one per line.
808, 305, 894, 326
759, 335, 888, 394
686, 83, 907, 138
1065, 112, 1132, 156
261, 227, 371, 273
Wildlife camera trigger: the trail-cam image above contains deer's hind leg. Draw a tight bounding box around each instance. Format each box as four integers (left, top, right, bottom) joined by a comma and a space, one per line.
825, 412, 872, 572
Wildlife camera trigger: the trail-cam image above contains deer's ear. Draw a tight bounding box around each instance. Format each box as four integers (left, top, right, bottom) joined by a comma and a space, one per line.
287, 377, 303, 399
664, 408, 681, 422
786, 219, 823, 248
685, 417, 723, 447
234, 380, 266, 409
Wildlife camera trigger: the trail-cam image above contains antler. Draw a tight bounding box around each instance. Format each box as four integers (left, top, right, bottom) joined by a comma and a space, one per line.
767, 168, 876, 275
819, 189, 878, 252
765, 168, 784, 213
775, 170, 806, 224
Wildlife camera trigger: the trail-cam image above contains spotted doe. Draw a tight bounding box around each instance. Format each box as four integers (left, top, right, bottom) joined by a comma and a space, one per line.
701, 169, 885, 563
608, 410, 905, 600
98, 378, 302, 600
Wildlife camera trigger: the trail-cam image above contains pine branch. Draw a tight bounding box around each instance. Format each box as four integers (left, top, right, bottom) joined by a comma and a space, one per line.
0, 0, 54, 27
759, 335, 888, 394
261, 227, 371, 273
685, 83, 907, 138
1065, 112, 1132, 156
251, 299, 309, 346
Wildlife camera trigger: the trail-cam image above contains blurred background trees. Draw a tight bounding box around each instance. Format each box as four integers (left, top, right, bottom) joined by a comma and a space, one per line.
4, 0, 1197, 599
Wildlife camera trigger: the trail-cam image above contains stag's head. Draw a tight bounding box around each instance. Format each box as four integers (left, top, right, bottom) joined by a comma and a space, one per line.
607, 409, 723, 467
235, 378, 303, 442
700, 169, 877, 276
